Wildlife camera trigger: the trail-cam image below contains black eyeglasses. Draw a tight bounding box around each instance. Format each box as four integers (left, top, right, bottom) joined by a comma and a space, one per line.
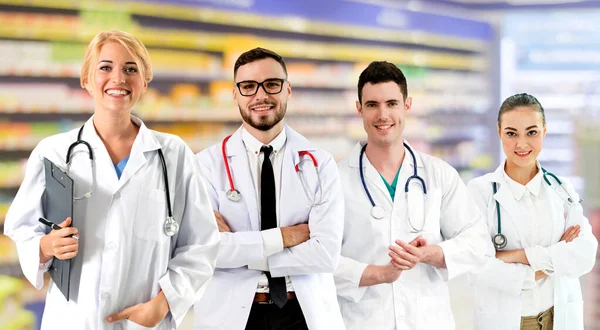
236, 78, 286, 96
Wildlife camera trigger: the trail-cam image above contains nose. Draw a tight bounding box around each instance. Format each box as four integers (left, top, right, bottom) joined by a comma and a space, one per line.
253, 84, 269, 100
516, 135, 528, 148
111, 70, 125, 84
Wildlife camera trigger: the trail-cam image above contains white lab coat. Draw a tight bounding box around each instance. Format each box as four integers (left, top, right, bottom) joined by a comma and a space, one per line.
193, 125, 345, 330
334, 141, 490, 330
467, 163, 598, 330
3, 116, 220, 330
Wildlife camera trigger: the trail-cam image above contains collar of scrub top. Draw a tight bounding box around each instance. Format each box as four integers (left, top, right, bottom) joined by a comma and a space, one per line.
349, 140, 426, 223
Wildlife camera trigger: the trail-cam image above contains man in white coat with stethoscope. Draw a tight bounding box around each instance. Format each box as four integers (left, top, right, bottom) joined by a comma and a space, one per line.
194, 47, 345, 329
333, 61, 491, 330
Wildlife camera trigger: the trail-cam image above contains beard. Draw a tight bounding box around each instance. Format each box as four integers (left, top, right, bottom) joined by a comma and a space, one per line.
239, 100, 287, 131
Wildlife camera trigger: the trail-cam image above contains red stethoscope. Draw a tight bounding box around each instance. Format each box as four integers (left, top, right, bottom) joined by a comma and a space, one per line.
222, 135, 328, 206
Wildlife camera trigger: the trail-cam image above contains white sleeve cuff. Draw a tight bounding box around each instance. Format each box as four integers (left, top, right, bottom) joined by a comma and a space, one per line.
261, 228, 284, 257
525, 246, 553, 273
522, 266, 536, 290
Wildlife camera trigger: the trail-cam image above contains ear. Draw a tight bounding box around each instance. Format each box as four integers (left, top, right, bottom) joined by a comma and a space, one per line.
82, 78, 93, 95
497, 125, 502, 139
232, 87, 239, 107
542, 125, 547, 138
356, 100, 362, 116
405, 96, 412, 113
286, 81, 292, 99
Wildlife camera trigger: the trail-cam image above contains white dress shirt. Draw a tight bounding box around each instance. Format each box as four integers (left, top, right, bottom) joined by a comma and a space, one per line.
242, 127, 294, 293
502, 168, 555, 316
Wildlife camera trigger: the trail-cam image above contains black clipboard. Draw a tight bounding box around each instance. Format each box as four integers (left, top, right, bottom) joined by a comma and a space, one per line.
41, 157, 74, 301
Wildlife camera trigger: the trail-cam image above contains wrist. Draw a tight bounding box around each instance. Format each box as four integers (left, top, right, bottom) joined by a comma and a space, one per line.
154, 291, 170, 318
39, 235, 53, 262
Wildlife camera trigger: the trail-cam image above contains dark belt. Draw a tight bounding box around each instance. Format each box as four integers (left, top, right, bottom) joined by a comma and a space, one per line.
253, 292, 296, 304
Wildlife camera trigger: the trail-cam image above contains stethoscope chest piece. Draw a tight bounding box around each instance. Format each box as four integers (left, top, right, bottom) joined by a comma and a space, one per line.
371, 205, 386, 219
226, 189, 241, 202
493, 233, 507, 249
164, 216, 179, 237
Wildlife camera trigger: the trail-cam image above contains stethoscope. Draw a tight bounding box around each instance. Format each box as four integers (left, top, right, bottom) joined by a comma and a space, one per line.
67, 126, 178, 237
359, 143, 427, 232
492, 167, 582, 250
221, 135, 327, 206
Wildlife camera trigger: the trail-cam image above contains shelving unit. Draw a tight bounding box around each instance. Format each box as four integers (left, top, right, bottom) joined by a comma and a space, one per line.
0, 2, 496, 327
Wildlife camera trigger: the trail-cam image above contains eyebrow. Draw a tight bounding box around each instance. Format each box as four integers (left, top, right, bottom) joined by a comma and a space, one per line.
364, 99, 400, 104
98, 60, 137, 65
504, 125, 539, 131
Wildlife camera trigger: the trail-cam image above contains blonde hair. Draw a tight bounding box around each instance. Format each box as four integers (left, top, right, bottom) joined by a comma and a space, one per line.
80, 30, 153, 88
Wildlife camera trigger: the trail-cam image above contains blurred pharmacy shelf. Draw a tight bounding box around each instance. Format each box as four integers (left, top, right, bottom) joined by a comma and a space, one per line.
0, 4, 496, 327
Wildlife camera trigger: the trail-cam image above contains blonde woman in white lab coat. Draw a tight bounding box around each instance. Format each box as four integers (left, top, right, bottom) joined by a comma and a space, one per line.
467, 93, 597, 330
3, 30, 220, 329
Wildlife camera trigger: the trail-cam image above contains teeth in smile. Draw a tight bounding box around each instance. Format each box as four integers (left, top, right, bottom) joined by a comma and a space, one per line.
377, 125, 391, 130
516, 151, 530, 155
106, 90, 129, 96
253, 106, 272, 111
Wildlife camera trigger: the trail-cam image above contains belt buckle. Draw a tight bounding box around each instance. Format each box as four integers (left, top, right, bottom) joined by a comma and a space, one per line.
258, 299, 274, 305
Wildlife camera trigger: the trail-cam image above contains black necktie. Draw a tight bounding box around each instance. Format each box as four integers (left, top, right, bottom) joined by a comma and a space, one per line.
260, 145, 287, 308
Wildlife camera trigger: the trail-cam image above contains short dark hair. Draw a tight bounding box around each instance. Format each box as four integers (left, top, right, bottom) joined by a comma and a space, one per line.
233, 47, 288, 80
498, 93, 546, 126
357, 61, 408, 103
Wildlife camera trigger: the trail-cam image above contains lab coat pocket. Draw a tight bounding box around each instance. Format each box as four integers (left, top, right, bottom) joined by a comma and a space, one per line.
197, 271, 236, 326
565, 300, 584, 330
417, 296, 452, 329
134, 188, 167, 242
217, 190, 249, 232
124, 319, 154, 329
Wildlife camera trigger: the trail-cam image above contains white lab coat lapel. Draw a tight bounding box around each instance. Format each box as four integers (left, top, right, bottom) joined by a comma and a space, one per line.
394, 141, 425, 234
279, 126, 316, 227
113, 119, 161, 192
225, 128, 260, 231
78, 117, 119, 194
489, 164, 524, 244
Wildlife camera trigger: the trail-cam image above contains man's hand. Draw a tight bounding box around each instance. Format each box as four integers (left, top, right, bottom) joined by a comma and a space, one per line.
39, 217, 79, 263
281, 223, 310, 248
359, 236, 426, 286
496, 249, 528, 265
388, 237, 427, 271
359, 263, 403, 286
561, 225, 580, 243
535, 270, 548, 281
213, 211, 231, 233
106, 291, 170, 327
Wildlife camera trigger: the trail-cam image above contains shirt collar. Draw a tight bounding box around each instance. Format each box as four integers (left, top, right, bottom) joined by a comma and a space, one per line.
241, 126, 287, 156
502, 163, 543, 200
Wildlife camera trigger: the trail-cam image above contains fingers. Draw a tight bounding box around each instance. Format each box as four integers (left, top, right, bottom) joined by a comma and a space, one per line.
52, 237, 78, 259
213, 211, 223, 221
107, 307, 133, 323
561, 225, 581, 243
396, 240, 423, 258
52, 226, 78, 238
389, 244, 420, 270
216, 219, 230, 232
58, 217, 72, 227
409, 236, 428, 247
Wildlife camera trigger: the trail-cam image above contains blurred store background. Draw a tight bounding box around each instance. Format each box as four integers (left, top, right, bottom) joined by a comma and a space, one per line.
0, 0, 598, 329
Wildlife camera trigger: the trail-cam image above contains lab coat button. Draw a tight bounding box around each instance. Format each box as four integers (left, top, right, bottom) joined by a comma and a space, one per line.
101, 292, 110, 301
108, 242, 116, 250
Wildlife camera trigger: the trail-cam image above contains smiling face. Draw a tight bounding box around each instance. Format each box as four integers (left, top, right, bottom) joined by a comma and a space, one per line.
357, 81, 411, 147
498, 106, 547, 170
233, 58, 290, 132
84, 42, 147, 114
